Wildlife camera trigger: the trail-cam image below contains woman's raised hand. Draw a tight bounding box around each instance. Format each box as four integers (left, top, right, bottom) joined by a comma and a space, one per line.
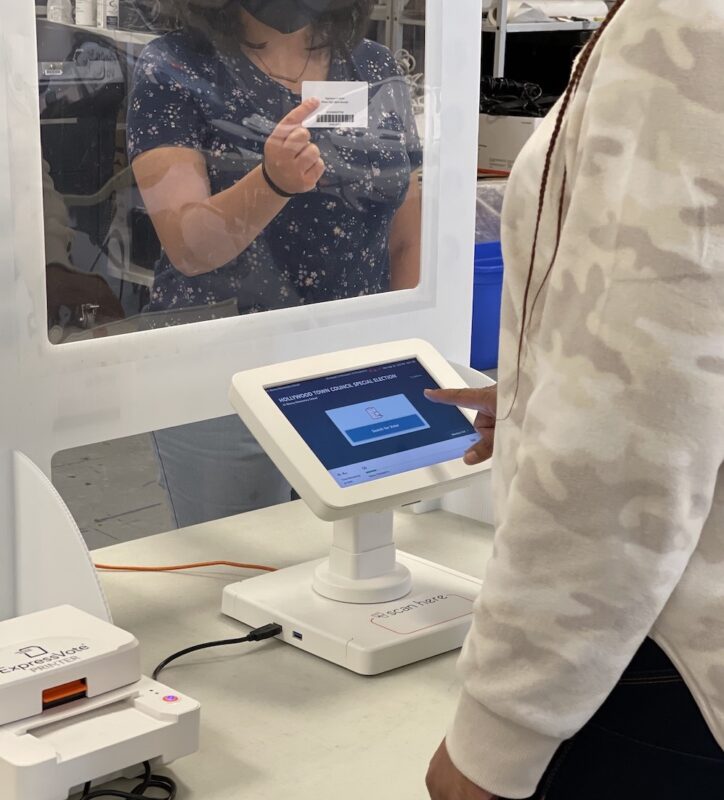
263, 98, 326, 196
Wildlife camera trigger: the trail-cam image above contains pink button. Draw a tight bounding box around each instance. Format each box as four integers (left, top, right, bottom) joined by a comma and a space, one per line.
162, 695, 180, 703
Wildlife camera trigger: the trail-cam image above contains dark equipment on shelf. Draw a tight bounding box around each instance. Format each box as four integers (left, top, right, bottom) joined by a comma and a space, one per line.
479, 77, 558, 118
482, 28, 593, 95
36, 18, 126, 249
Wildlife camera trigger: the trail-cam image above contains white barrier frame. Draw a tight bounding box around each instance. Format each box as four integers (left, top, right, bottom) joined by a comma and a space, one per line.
0, 0, 482, 621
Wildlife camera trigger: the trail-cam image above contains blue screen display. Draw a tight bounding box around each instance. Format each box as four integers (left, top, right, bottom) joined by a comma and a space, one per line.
267, 358, 478, 488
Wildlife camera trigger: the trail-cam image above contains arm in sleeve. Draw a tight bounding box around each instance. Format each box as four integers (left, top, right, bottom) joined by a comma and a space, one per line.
126, 38, 206, 162
446, 11, 724, 797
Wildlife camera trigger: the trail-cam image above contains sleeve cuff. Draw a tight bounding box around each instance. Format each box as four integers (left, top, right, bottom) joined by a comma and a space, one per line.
446, 690, 564, 799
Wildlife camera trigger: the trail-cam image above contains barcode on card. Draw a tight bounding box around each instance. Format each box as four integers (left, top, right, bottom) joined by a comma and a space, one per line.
317, 113, 355, 124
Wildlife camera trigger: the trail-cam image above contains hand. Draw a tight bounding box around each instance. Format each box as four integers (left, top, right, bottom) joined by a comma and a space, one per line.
263, 98, 326, 195
424, 385, 498, 465
427, 740, 496, 800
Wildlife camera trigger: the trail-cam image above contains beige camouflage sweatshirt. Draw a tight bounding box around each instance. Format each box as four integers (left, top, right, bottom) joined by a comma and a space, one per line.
446, 1, 724, 796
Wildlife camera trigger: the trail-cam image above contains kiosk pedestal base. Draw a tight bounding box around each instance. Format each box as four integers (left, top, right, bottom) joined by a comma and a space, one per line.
221, 552, 482, 675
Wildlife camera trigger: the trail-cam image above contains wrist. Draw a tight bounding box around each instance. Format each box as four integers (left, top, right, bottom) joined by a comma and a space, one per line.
261, 161, 295, 199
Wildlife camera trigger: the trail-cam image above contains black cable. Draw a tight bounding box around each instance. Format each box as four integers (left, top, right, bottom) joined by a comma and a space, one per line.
152, 623, 283, 681
80, 761, 176, 800
78, 625, 281, 797
479, 76, 557, 117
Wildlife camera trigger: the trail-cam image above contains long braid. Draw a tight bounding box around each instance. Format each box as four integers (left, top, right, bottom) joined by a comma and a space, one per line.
505, 0, 628, 416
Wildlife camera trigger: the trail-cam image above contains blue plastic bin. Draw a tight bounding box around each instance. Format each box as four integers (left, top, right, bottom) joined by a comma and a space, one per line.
470, 241, 504, 371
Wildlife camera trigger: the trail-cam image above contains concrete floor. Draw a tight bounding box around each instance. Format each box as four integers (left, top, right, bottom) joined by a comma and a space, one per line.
52, 434, 174, 551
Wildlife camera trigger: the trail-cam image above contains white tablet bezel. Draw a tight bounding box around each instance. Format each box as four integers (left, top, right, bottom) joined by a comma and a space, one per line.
229, 339, 486, 521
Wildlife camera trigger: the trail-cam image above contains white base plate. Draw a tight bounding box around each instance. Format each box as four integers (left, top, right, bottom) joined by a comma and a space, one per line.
222, 552, 482, 675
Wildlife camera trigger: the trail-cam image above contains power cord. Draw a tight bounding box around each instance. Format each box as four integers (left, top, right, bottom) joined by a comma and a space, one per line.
94, 560, 278, 574
152, 623, 283, 681
80, 761, 176, 800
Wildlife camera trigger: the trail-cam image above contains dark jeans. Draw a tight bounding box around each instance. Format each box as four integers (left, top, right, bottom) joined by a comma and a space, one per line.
527, 638, 724, 799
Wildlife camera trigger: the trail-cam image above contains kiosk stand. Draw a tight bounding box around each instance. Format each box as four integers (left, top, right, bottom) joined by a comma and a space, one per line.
315, 511, 410, 603
222, 340, 488, 675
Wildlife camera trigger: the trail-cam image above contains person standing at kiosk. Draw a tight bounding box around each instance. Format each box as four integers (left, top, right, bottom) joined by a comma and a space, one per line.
126, 0, 422, 526
425, 0, 724, 797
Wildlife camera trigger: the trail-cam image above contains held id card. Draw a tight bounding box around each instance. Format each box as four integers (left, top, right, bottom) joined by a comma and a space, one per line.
302, 81, 369, 129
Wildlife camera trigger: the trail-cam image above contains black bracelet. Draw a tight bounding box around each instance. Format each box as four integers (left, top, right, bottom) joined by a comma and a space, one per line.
261, 160, 296, 199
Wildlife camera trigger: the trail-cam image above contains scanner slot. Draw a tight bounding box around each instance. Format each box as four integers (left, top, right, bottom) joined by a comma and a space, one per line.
42, 679, 88, 711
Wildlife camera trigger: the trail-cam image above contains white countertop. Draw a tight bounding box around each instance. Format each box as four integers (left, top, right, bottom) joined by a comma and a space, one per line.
85, 501, 494, 799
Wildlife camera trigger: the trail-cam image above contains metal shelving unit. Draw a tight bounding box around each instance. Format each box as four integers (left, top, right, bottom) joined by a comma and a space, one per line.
392, 0, 424, 53
394, 0, 602, 77
483, 0, 601, 77
62, 6, 398, 50
370, 2, 396, 49
48, 4, 414, 55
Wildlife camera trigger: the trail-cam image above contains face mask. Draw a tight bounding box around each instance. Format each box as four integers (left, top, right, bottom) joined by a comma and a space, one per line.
240, 0, 356, 35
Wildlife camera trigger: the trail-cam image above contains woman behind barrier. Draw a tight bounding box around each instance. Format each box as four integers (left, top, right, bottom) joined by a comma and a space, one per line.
126, 0, 422, 526
423, 0, 724, 798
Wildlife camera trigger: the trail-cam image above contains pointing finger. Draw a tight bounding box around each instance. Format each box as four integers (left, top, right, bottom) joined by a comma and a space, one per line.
424, 387, 497, 415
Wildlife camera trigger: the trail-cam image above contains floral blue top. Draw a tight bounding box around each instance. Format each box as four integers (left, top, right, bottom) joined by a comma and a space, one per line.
126, 31, 422, 315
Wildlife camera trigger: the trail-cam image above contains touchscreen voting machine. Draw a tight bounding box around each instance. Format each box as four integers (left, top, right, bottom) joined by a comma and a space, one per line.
222, 340, 487, 674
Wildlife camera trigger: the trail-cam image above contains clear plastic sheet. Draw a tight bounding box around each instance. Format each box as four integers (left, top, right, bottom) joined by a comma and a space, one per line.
0, 1, 484, 566
36, 4, 424, 343
475, 179, 507, 243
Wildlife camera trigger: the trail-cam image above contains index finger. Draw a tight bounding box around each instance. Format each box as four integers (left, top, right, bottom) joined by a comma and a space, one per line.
271, 98, 320, 142
424, 387, 496, 413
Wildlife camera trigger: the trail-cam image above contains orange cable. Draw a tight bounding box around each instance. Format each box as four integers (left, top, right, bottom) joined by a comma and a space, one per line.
94, 560, 278, 573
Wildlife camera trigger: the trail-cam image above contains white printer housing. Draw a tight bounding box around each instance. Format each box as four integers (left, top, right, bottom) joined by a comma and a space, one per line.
0, 606, 200, 800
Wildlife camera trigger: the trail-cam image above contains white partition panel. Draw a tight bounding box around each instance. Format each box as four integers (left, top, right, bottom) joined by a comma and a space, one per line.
0, 0, 483, 621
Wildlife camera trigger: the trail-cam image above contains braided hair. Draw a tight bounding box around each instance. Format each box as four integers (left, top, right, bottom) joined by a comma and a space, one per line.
509, 0, 628, 410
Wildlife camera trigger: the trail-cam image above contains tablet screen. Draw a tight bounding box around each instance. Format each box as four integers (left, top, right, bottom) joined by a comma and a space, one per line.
266, 358, 478, 487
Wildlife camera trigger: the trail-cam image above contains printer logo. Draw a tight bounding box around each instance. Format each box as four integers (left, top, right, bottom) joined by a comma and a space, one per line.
0, 642, 91, 675
17, 646, 48, 659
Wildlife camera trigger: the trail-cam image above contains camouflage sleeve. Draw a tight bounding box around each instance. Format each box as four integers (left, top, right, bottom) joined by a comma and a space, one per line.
447, 3, 724, 796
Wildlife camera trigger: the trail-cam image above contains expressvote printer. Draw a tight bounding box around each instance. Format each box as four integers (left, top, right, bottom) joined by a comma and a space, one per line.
0, 605, 199, 800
